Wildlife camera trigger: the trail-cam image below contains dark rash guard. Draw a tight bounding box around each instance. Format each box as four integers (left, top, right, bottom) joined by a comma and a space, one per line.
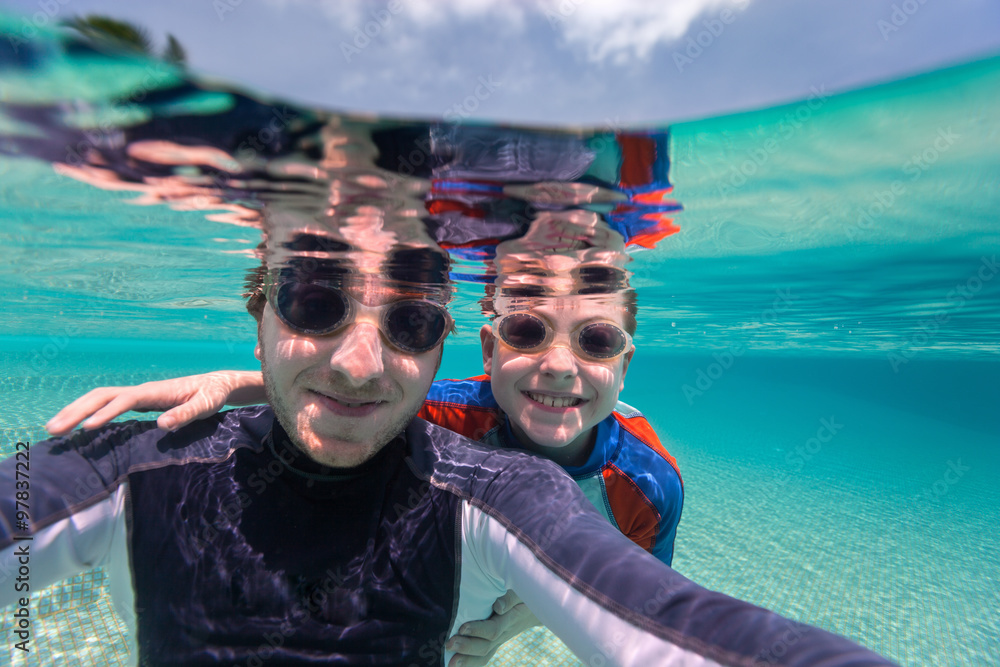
1, 406, 897, 667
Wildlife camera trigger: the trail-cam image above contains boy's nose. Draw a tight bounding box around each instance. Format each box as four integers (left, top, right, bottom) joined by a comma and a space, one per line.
327, 322, 385, 386
539, 344, 578, 380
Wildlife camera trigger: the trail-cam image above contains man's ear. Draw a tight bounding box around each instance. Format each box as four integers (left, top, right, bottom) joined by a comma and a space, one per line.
254, 342, 262, 361
619, 347, 634, 391
480, 324, 496, 376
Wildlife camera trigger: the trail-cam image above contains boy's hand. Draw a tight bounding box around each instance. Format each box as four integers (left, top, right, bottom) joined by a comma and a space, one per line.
45, 371, 266, 435
446, 590, 540, 667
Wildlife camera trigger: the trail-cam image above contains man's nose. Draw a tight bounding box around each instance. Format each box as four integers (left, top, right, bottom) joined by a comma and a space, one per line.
327, 322, 385, 386
538, 344, 578, 380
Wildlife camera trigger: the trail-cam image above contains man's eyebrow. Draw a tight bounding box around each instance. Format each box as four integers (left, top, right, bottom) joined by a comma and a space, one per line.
500, 285, 548, 298
281, 233, 353, 253
384, 247, 450, 285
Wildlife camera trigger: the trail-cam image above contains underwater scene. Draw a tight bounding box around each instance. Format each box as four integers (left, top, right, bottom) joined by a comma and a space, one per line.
1, 14, 999, 667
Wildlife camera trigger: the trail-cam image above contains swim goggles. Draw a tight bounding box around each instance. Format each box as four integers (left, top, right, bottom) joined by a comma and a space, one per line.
492, 312, 632, 361
267, 279, 452, 354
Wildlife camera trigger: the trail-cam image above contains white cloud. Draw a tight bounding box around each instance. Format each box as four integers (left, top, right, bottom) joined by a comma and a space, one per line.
264, 0, 526, 31
264, 0, 751, 64
546, 0, 753, 64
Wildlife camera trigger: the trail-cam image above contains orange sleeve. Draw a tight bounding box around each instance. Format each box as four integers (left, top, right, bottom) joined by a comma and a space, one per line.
601, 465, 659, 552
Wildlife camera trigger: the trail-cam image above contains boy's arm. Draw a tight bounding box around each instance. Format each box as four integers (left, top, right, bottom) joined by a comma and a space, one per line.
45, 371, 265, 435
610, 410, 684, 565
649, 466, 683, 565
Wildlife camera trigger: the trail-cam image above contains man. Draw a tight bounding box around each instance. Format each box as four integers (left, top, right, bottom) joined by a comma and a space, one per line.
44, 221, 685, 664
1, 231, 895, 666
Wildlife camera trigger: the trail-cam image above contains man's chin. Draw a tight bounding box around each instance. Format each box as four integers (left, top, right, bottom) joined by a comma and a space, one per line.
295, 432, 381, 469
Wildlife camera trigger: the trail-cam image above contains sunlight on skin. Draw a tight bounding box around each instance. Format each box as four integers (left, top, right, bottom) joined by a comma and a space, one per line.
126, 140, 241, 172
259, 298, 435, 469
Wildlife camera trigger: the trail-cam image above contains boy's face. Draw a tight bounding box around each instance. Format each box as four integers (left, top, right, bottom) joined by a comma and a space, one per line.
481, 297, 633, 466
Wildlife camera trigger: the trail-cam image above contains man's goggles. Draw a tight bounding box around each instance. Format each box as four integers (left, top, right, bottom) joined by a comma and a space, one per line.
492, 312, 632, 361
267, 279, 451, 354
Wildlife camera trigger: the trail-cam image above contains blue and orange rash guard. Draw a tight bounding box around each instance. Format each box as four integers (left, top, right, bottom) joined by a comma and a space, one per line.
0, 406, 897, 666
417, 376, 684, 565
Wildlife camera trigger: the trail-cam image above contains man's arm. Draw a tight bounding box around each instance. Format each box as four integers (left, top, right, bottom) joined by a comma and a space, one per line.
448, 451, 895, 667
0, 426, 142, 609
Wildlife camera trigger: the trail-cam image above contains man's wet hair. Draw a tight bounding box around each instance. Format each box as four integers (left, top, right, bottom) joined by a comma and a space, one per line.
244, 235, 453, 322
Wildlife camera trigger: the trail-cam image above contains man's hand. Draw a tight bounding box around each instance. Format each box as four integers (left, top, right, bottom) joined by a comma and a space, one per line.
45, 371, 266, 435
446, 590, 540, 667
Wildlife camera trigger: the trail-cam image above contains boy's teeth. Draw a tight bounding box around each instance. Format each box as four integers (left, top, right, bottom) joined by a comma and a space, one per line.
527, 392, 582, 408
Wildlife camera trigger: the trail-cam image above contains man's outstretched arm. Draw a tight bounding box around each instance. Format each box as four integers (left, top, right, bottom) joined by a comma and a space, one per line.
444, 448, 896, 667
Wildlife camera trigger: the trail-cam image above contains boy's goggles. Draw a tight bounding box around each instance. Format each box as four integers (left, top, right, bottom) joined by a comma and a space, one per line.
267, 279, 451, 354
492, 312, 632, 361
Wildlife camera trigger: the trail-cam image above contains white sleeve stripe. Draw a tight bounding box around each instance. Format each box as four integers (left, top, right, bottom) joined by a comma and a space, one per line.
458, 502, 727, 667
0, 486, 137, 663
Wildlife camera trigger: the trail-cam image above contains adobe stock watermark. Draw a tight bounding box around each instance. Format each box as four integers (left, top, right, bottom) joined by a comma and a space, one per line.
910, 459, 970, 507
26, 323, 84, 374
773, 417, 844, 486
877, 0, 930, 41
583, 629, 628, 667
887, 255, 997, 372
442, 75, 503, 124
239, 564, 352, 667
673, 0, 751, 73
5, 0, 72, 54
340, 0, 406, 63
845, 126, 959, 241
63, 63, 175, 167
681, 288, 795, 405
714, 86, 831, 201
544, 0, 586, 29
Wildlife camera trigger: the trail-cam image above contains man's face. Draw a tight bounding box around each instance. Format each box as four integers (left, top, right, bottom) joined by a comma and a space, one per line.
256, 285, 443, 468
481, 297, 633, 467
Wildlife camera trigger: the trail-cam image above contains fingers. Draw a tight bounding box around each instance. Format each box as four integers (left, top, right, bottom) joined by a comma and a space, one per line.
446, 630, 500, 662
45, 374, 220, 436
155, 389, 227, 431
156, 405, 199, 432
493, 589, 522, 614
447, 649, 495, 667
77, 396, 143, 430
452, 617, 501, 643
46, 388, 123, 435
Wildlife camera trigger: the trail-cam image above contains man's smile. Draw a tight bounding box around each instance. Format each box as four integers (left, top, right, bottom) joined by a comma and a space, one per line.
309, 388, 387, 416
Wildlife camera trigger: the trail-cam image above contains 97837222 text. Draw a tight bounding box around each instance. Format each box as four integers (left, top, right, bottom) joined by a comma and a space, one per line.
11, 441, 32, 652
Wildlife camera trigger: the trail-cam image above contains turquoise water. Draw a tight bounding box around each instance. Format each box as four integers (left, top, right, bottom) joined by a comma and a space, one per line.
1, 21, 999, 667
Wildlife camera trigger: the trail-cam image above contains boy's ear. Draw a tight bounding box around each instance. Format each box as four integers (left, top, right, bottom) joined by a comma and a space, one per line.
480, 324, 496, 376
619, 347, 635, 391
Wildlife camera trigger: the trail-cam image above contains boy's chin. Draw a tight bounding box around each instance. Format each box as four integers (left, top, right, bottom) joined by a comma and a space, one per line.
520, 430, 582, 451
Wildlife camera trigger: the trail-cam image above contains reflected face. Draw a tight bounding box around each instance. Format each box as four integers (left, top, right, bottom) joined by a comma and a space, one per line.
482, 299, 633, 467
256, 288, 442, 468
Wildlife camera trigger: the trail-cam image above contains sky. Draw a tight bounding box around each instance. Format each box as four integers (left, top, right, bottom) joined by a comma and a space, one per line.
3, 0, 1000, 125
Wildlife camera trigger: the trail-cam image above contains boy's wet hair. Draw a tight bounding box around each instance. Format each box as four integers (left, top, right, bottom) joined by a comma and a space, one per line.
479, 286, 639, 336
